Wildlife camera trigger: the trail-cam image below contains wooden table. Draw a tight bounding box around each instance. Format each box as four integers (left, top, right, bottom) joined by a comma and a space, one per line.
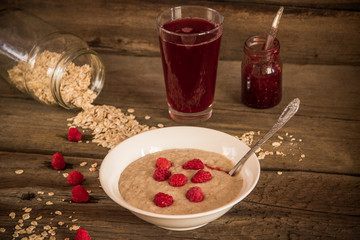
1, 1, 359, 239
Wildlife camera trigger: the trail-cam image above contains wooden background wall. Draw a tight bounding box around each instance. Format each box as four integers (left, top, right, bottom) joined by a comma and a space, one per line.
1, 0, 360, 65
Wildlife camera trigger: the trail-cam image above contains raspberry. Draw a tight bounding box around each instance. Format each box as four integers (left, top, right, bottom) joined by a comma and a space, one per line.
155, 157, 172, 169
186, 186, 204, 202
182, 159, 204, 170
72, 185, 89, 203
75, 228, 91, 240
154, 192, 174, 207
153, 167, 171, 181
67, 170, 84, 186
51, 152, 66, 170
168, 173, 187, 187
191, 170, 212, 183
68, 127, 82, 142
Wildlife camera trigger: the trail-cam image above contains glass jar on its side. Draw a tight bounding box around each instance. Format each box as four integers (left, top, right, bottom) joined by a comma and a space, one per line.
0, 9, 105, 109
241, 35, 282, 108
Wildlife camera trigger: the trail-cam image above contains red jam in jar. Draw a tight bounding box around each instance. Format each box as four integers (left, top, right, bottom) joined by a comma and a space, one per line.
241, 35, 282, 108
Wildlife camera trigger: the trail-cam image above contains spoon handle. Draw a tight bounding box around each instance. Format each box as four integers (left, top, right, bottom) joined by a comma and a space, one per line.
229, 98, 300, 176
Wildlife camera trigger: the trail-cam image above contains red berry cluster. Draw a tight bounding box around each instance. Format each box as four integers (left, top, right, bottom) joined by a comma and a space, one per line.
50, 152, 89, 203
49, 128, 91, 239
153, 158, 212, 207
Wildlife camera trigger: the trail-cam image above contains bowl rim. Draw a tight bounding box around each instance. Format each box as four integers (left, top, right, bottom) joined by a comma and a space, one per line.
99, 126, 261, 219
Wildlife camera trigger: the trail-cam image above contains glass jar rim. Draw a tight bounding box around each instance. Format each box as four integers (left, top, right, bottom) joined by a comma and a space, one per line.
244, 34, 280, 55
156, 5, 224, 37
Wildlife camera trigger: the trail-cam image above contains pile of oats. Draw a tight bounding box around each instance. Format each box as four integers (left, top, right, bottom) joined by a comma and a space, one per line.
68, 105, 157, 149
7, 50, 96, 108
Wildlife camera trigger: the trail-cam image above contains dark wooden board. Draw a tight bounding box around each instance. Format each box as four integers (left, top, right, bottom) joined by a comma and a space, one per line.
1, 0, 360, 65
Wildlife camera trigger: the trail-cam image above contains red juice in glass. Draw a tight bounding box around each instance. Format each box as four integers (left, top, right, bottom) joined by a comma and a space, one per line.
157, 6, 223, 121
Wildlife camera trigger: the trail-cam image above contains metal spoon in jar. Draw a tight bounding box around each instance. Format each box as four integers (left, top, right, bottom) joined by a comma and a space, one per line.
228, 98, 300, 176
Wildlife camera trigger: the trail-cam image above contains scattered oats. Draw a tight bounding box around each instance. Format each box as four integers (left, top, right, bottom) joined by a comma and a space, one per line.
30, 221, 38, 226
286, 132, 289, 136
58, 221, 64, 226
299, 139, 302, 142
18, 219, 24, 224
277, 171, 283, 175
68, 104, 153, 150
46, 201, 54, 206
71, 219, 78, 222
41, 231, 48, 237
48, 192, 54, 196
15, 224, 22, 230
157, 123, 164, 128
301, 154, 306, 158
9, 212, 16, 219
258, 152, 266, 160
43, 225, 51, 231
65, 238, 70, 240
276, 151, 286, 156
37, 198, 42, 201
63, 173, 69, 178
255, 147, 262, 153
145, 115, 151, 120
48, 228, 56, 236
22, 213, 30, 220
257, 131, 261, 135
26, 225, 36, 233
36, 216, 42, 221
277, 135, 284, 140
91, 162, 98, 168
80, 162, 88, 166
239, 131, 255, 146
55, 211, 62, 215
0, 227, 5, 233
24, 207, 32, 213
49, 236, 56, 240
291, 138, 296, 141
37, 191, 44, 195
89, 167, 96, 172
69, 225, 80, 231
15, 169, 24, 174
265, 151, 273, 155
299, 158, 303, 162
87, 190, 92, 194
272, 142, 281, 147
127, 108, 135, 113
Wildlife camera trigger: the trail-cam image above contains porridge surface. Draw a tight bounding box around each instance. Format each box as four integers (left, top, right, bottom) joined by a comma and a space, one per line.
118, 148, 243, 215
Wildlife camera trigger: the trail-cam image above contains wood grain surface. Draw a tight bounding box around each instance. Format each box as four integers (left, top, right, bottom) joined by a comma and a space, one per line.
0, 0, 359, 239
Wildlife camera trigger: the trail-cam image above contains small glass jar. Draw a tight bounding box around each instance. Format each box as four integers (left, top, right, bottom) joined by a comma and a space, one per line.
241, 34, 282, 108
0, 9, 105, 109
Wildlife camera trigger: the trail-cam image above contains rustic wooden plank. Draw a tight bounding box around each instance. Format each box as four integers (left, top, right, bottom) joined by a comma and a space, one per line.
0, 151, 359, 239
1, 0, 359, 65
1, 55, 359, 175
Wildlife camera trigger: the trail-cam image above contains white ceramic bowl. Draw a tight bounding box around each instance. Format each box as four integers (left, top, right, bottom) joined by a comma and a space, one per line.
99, 126, 260, 231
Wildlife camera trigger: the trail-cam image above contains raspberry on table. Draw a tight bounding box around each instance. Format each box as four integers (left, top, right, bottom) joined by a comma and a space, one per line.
154, 192, 174, 207
153, 167, 171, 181
182, 159, 204, 170
186, 186, 204, 202
72, 185, 90, 203
168, 173, 187, 187
51, 152, 66, 170
191, 170, 212, 183
68, 127, 83, 142
155, 157, 172, 169
75, 228, 91, 240
67, 170, 84, 186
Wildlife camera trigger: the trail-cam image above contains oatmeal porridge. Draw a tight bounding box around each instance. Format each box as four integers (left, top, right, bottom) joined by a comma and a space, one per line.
118, 149, 243, 215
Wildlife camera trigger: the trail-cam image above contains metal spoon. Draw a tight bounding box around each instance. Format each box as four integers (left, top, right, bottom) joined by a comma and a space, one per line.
228, 98, 300, 176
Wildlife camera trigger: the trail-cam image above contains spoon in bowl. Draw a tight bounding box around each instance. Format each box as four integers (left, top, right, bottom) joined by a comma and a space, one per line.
228, 98, 300, 176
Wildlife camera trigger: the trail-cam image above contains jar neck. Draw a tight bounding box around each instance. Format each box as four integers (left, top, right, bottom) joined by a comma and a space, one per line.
244, 34, 280, 60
